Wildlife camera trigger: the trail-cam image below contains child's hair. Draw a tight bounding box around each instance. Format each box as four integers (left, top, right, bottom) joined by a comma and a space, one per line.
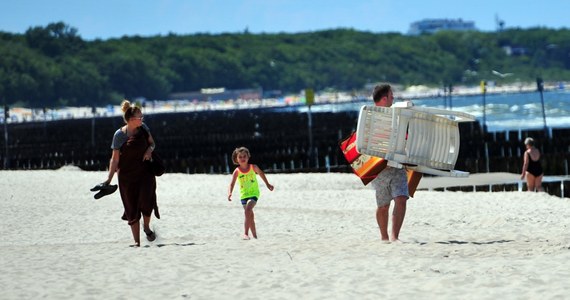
232, 147, 251, 165
120, 99, 142, 123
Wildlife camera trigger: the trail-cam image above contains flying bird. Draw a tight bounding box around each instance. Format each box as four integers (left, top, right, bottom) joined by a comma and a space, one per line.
492, 70, 514, 78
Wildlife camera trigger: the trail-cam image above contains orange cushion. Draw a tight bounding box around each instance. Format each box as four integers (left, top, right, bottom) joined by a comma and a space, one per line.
340, 132, 422, 196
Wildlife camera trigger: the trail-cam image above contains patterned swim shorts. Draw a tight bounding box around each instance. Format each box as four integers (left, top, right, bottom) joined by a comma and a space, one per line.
370, 167, 409, 207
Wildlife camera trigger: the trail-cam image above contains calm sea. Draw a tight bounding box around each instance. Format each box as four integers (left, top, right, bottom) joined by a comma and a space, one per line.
294, 90, 570, 132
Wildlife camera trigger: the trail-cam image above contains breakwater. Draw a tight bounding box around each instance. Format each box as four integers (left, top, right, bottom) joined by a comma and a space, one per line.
1, 108, 569, 193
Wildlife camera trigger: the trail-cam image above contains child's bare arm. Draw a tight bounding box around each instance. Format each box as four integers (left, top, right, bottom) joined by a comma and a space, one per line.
253, 164, 274, 191
228, 170, 238, 201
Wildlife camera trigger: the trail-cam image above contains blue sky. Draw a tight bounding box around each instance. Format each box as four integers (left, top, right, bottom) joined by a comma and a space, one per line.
1, 0, 568, 40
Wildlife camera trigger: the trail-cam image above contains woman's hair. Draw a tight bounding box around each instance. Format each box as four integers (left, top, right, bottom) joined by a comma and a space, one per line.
232, 147, 250, 165
524, 137, 535, 146
121, 99, 141, 123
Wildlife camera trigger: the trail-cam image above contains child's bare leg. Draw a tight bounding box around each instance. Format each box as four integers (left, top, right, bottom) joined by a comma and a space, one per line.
250, 210, 257, 239
242, 204, 250, 239
244, 201, 257, 239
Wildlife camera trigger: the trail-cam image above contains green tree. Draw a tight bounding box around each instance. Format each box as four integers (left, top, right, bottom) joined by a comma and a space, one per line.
25, 22, 85, 57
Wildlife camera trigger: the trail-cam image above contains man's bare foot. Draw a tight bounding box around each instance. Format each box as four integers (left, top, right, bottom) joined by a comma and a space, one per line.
130, 242, 140, 247
242, 235, 251, 240
390, 239, 404, 244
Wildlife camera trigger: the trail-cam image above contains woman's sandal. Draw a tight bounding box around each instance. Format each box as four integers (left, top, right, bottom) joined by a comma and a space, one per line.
93, 184, 118, 199
90, 182, 112, 192
144, 229, 156, 242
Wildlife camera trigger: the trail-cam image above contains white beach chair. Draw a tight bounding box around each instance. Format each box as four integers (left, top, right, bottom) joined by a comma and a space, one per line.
355, 102, 476, 177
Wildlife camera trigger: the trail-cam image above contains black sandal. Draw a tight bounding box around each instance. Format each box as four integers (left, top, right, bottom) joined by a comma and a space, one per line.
93, 184, 118, 199
144, 229, 156, 242
90, 182, 111, 192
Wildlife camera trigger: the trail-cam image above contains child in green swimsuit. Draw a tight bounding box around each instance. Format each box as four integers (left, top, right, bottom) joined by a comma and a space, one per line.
227, 147, 274, 240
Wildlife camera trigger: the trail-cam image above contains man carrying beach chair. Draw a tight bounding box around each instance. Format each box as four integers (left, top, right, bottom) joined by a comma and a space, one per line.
368, 84, 411, 242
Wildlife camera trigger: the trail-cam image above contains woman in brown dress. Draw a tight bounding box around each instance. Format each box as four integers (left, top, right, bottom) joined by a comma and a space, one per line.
102, 100, 160, 247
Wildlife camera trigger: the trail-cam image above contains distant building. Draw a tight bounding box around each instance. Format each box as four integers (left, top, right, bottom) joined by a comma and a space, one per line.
408, 18, 476, 35
169, 88, 263, 102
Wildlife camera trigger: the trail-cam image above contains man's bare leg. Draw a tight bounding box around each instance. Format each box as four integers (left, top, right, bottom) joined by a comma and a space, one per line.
391, 196, 408, 241
376, 205, 390, 241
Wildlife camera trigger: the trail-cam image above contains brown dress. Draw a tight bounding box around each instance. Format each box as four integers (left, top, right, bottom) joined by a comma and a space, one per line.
118, 127, 160, 225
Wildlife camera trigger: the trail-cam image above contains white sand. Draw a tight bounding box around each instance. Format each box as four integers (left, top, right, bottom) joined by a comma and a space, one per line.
1, 169, 570, 299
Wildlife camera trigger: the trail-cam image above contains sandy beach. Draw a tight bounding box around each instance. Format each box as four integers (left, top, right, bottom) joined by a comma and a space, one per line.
1, 168, 570, 299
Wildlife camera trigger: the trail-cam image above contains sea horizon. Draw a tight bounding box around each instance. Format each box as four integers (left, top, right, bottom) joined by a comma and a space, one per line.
2, 87, 569, 133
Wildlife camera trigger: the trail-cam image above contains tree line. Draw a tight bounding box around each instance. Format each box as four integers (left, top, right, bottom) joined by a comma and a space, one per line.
1, 22, 569, 108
